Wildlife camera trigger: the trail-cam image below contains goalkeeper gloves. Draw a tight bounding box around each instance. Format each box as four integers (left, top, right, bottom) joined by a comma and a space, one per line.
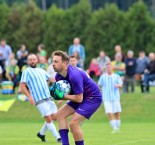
53, 88, 65, 100
49, 83, 65, 100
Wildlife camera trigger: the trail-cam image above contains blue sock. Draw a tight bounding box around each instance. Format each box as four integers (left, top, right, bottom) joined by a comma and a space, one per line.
59, 129, 69, 145
75, 140, 84, 145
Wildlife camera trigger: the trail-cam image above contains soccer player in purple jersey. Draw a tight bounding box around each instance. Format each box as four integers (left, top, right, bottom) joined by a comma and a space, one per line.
50, 50, 102, 145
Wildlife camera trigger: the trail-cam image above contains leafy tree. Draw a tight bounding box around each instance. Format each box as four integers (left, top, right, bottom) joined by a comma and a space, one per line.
43, 4, 66, 55
64, 0, 92, 51
85, 4, 125, 64
6, 3, 26, 51
7, 1, 44, 52
124, 0, 153, 55
0, 3, 10, 40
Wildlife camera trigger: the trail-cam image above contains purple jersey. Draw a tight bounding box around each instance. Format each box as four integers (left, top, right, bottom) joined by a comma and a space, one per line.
55, 65, 102, 101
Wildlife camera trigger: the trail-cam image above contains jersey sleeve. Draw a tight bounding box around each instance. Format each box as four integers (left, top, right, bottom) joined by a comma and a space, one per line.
43, 69, 50, 80
116, 74, 123, 85
98, 75, 104, 87
20, 70, 29, 83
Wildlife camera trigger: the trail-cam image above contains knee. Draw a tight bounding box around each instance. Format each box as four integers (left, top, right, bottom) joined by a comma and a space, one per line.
57, 111, 66, 120
45, 116, 52, 123
69, 120, 78, 131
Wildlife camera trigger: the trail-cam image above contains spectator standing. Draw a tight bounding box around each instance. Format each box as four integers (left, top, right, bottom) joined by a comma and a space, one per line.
68, 37, 85, 69
0, 38, 12, 80
124, 50, 136, 93
136, 51, 149, 93
114, 45, 125, 62
96, 51, 110, 74
16, 44, 28, 60
37, 44, 47, 60
111, 53, 126, 80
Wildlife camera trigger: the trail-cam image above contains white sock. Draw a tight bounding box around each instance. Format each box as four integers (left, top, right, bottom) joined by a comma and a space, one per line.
46, 122, 60, 139
116, 120, 121, 129
110, 120, 117, 130
40, 122, 47, 135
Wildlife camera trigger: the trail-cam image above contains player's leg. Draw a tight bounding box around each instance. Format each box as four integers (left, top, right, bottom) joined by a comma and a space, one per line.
114, 100, 122, 131
107, 113, 117, 133
44, 115, 61, 142
104, 101, 117, 132
69, 113, 86, 145
37, 122, 47, 142
57, 104, 76, 145
36, 101, 60, 142
70, 99, 101, 145
115, 112, 121, 130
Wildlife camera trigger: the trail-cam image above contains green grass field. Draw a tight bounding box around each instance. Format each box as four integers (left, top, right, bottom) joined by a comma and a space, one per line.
0, 86, 155, 145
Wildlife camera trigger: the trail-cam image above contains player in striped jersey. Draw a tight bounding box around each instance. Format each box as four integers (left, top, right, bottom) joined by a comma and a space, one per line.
20, 54, 61, 143
98, 62, 123, 133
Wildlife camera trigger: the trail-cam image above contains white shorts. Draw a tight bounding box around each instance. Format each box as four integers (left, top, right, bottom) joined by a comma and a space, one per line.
103, 100, 122, 114
36, 101, 57, 117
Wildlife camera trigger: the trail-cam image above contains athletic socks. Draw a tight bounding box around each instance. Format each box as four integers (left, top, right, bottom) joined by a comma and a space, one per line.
59, 129, 70, 145
116, 120, 121, 129
46, 122, 60, 139
75, 140, 84, 145
39, 122, 47, 135
110, 120, 117, 130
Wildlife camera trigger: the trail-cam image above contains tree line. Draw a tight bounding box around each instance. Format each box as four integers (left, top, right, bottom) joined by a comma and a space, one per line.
0, 0, 155, 65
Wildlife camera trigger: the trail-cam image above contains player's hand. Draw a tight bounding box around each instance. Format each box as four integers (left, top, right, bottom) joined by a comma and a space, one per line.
53, 89, 65, 100
57, 100, 63, 106
29, 97, 35, 106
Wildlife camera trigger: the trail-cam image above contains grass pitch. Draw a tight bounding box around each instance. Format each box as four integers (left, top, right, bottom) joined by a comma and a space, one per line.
0, 122, 155, 145
0, 86, 155, 145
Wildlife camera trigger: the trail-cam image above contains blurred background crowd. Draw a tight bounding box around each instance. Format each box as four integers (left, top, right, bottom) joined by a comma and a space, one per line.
0, 37, 155, 95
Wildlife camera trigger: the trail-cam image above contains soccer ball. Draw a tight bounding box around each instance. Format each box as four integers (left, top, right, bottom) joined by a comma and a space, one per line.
56, 80, 71, 95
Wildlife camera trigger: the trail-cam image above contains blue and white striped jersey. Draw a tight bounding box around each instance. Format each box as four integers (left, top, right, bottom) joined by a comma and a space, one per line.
98, 73, 123, 101
20, 67, 51, 102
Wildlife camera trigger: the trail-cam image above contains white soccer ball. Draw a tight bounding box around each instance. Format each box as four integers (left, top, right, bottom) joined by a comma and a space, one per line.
56, 80, 71, 95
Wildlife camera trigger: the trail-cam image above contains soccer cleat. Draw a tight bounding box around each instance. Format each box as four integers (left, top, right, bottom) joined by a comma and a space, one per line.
37, 132, 46, 142
57, 138, 62, 143
111, 128, 119, 134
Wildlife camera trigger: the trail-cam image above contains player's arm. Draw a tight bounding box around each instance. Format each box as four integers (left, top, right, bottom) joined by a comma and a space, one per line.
45, 70, 56, 85
63, 93, 83, 103
115, 84, 123, 88
20, 82, 35, 105
115, 75, 123, 88
48, 77, 56, 83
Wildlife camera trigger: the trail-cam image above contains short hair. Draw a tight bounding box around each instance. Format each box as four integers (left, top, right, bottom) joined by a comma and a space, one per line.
127, 50, 134, 55
69, 55, 77, 60
28, 53, 37, 59
52, 50, 69, 62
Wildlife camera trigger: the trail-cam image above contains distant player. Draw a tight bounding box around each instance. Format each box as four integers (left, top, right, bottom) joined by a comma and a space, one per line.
98, 62, 123, 133
20, 54, 61, 143
50, 50, 102, 145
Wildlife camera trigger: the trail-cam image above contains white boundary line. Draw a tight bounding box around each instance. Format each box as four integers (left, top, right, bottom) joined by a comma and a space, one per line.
112, 139, 155, 145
